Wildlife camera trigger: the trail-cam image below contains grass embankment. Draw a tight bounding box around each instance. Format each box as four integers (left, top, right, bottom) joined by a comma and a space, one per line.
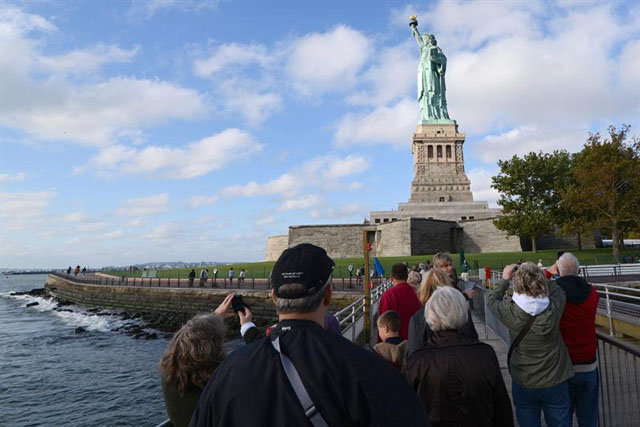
106, 248, 639, 279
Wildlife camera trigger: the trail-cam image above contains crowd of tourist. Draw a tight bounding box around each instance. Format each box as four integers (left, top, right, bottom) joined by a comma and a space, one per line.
157, 244, 599, 427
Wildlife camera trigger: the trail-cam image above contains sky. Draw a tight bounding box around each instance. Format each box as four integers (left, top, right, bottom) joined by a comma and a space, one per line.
1, 0, 638, 269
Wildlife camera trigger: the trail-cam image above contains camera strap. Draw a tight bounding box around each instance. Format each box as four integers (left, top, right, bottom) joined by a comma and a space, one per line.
271, 336, 329, 427
507, 314, 536, 374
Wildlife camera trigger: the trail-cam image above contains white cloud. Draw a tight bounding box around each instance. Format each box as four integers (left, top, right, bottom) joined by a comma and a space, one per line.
287, 25, 372, 95
76, 221, 109, 232
334, 98, 418, 147
63, 211, 86, 222
0, 190, 56, 230
39, 45, 139, 75
189, 195, 219, 209
309, 203, 368, 220
194, 43, 271, 77
77, 129, 262, 179
470, 126, 587, 164
216, 78, 283, 125
255, 216, 275, 227
278, 194, 322, 211
147, 223, 179, 241
221, 154, 369, 202
0, 172, 26, 183
102, 230, 124, 240
221, 173, 302, 199
347, 42, 415, 106
0, 8, 207, 147
467, 168, 500, 208
116, 193, 169, 217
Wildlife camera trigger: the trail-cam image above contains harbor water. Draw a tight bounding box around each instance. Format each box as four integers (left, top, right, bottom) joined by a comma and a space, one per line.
0, 274, 171, 426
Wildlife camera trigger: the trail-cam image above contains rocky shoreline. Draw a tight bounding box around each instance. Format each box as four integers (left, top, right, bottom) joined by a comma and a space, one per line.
12, 287, 272, 341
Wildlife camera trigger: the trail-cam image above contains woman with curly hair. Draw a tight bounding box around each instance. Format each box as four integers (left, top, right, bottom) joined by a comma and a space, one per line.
159, 294, 234, 427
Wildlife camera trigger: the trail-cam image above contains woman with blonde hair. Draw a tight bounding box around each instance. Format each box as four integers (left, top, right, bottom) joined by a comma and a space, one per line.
407, 270, 422, 291
407, 268, 478, 357
159, 294, 234, 427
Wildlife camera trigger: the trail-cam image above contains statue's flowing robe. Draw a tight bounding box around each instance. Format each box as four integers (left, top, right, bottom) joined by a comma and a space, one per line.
417, 43, 449, 120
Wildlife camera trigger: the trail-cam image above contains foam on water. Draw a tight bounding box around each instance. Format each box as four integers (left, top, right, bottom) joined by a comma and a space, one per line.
2, 292, 138, 332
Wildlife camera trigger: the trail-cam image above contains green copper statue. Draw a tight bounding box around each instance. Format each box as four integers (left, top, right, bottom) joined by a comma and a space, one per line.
410, 15, 452, 123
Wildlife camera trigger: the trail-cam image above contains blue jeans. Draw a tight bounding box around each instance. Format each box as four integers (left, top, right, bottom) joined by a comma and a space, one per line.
512, 380, 572, 427
569, 369, 599, 427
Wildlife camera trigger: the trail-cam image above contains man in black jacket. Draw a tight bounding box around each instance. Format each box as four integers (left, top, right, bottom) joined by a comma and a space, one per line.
190, 243, 429, 427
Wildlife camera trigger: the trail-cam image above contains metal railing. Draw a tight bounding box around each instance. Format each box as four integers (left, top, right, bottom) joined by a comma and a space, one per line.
597, 331, 640, 427
334, 279, 393, 343
487, 263, 640, 283
593, 283, 640, 334
50, 272, 376, 293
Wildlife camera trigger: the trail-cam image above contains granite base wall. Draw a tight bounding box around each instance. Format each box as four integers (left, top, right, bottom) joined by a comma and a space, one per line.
265, 235, 288, 261
288, 224, 370, 259
459, 218, 522, 253
410, 218, 456, 255
44, 275, 358, 323
375, 220, 411, 256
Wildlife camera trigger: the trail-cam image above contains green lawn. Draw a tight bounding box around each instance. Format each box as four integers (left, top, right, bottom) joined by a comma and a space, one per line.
105, 247, 639, 279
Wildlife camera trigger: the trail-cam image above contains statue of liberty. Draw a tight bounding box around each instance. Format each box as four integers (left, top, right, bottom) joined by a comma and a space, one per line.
410, 15, 452, 123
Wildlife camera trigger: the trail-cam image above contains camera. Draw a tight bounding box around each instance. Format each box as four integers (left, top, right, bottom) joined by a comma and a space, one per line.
231, 294, 247, 313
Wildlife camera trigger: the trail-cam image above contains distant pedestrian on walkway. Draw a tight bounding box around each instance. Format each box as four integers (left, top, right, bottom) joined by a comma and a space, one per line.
67, 266, 72, 275
200, 269, 209, 288
188, 269, 196, 287
74, 265, 80, 276
228, 268, 234, 286
238, 269, 245, 285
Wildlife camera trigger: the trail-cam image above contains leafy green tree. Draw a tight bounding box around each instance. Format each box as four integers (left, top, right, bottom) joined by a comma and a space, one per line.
563, 125, 640, 261
491, 151, 572, 252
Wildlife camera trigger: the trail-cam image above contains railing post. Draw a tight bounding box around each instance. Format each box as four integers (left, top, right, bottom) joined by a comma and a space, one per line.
605, 284, 614, 336
351, 306, 355, 342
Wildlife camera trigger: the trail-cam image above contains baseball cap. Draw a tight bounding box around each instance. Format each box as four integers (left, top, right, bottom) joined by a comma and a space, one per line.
272, 243, 335, 298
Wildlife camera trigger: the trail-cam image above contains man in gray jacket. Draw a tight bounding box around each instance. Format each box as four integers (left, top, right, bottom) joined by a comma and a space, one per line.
488, 262, 573, 427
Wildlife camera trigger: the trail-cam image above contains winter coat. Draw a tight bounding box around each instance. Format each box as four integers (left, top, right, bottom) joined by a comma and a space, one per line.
488, 279, 573, 388
374, 337, 408, 369
403, 331, 513, 427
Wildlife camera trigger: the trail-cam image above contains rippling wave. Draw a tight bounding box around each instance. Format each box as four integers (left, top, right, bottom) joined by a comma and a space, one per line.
0, 275, 171, 426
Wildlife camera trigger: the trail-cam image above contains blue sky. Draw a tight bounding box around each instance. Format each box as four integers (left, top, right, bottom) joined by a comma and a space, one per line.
1, 0, 638, 269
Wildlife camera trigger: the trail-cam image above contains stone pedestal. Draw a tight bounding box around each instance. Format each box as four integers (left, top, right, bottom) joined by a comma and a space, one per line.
410, 122, 473, 203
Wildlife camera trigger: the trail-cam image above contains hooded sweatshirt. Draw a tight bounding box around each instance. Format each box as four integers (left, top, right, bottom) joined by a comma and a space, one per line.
555, 275, 599, 367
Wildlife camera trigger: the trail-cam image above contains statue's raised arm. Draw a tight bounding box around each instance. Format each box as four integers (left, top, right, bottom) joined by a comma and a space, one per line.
409, 15, 423, 48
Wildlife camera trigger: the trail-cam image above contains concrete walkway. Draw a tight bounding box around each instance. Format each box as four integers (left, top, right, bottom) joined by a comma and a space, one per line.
472, 314, 515, 409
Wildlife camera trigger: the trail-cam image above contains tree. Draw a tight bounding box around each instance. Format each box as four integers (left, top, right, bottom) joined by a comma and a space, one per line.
491, 151, 572, 252
563, 125, 640, 261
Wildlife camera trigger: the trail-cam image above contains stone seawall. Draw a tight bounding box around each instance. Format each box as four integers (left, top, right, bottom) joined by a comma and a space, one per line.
45, 275, 359, 325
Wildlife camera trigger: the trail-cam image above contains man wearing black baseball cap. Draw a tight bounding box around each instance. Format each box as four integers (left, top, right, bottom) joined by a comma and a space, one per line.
190, 243, 429, 427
